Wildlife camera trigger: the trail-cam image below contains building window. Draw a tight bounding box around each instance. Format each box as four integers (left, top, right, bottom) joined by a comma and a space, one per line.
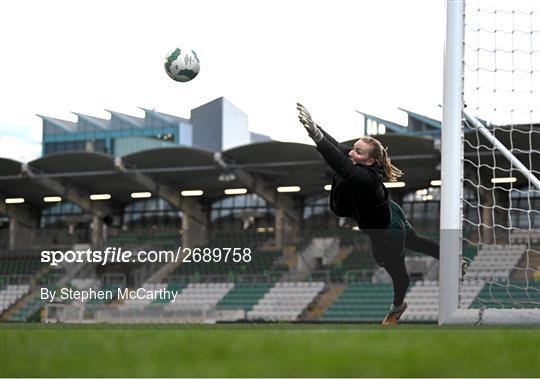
366, 119, 386, 135
123, 198, 181, 229
210, 194, 273, 231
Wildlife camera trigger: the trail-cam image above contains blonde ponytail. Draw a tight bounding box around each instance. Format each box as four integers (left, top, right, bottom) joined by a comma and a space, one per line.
360, 136, 403, 182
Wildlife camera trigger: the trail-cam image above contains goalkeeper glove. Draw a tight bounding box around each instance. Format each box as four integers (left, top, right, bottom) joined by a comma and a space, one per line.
296, 102, 323, 142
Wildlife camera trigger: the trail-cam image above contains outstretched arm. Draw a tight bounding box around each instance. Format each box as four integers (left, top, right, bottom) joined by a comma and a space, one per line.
318, 126, 351, 156
297, 103, 350, 156
296, 103, 376, 188
316, 136, 376, 187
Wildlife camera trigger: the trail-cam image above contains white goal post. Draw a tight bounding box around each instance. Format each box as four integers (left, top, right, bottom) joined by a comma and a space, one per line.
439, 0, 540, 325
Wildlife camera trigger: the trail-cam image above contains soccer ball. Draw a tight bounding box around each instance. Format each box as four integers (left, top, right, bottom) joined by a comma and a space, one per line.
164, 48, 200, 82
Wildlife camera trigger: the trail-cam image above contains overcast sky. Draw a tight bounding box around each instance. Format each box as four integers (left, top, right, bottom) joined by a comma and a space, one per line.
0, 0, 459, 162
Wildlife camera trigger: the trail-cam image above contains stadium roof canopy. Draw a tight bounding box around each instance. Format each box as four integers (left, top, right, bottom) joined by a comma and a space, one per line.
0, 137, 444, 208
0, 158, 60, 206
2, 129, 537, 210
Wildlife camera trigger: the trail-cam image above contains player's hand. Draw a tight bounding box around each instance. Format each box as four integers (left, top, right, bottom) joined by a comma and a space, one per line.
296, 103, 323, 142
296, 103, 316, 133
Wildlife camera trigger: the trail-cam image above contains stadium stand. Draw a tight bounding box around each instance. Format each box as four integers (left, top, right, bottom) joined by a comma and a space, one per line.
0, 284, 30, 314
107, 229, 181, 251
168, 250, 281, 282
301, 229, 379, 283
5, 279, 123, 322
71, 278, 100, 290
401, 280, 438, 322
217, 283, 272, 312
0, 249, 66, 321
510, 229, 540, 245
471, 281, 540, 309
464, 245, 527, 282
152, 282, 185, 304
164, 282, 234, 311
247, 281, 325, 321
208, 230, 273, 248
400, 243, 533, 322
9, 296, 43, 322
459, 279, 485, 309
303, 284, 346, 320
1, 125, 537, 325
86, 282, 125, 304
327, 247, 378, 283
0, 252, 44, 280
119, 283, 168, 308
319, 283, 394, 322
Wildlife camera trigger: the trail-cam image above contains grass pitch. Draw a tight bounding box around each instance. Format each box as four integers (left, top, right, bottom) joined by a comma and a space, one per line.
1, 323, 539, 377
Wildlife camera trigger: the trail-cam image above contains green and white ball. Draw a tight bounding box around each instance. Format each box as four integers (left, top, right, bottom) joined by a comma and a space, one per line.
164, 48, 200, 82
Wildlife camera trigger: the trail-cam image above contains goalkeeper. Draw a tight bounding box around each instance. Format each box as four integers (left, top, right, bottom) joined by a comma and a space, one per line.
297, 103, 439, 325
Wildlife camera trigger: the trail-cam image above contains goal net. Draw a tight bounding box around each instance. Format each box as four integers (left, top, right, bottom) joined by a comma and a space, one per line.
440, 0, 540, 324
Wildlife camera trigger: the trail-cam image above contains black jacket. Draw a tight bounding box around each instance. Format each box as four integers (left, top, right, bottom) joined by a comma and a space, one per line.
316, 128, 391, 230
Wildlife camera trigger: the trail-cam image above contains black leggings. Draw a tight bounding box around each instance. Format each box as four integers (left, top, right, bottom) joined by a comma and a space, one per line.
404, 226, 440, 260
369, 202, 440, 306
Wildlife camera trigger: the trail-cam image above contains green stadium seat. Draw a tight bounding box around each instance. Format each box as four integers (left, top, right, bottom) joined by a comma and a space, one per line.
217, 283, 271, 311
470, 281, 540, 309
320, 283, 395, 322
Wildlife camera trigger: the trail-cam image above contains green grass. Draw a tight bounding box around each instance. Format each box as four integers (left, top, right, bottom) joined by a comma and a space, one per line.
1, 324, 539, 377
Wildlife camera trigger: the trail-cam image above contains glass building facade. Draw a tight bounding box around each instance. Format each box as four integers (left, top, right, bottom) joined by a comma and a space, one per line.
40, 97, 270, 157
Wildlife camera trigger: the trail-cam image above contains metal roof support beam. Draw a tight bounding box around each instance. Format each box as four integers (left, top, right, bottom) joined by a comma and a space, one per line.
181, 212, 208, 249
114, 159, 207, 227
214, 153, 301, 222
214, 152, 301, 249
8, 218, 37, 250
115, 160, 209, 252
275, 207, 303, 250
0, 196, 39, 228
21, 165, 114, 218
90, 215, 105, 248
122, 169, 207, 225
0, 195, 39, 249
